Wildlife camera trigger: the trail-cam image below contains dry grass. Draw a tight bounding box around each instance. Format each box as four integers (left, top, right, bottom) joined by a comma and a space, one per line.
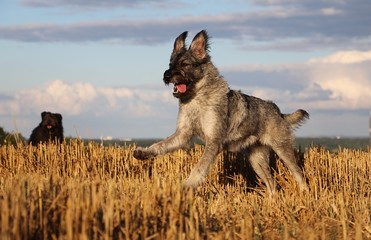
0, 140, 370, 239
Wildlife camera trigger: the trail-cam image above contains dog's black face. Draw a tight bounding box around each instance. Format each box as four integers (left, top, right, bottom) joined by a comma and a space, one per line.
163, 31, 210, 102
41, 111, 62, 133
29, 111, 64, 145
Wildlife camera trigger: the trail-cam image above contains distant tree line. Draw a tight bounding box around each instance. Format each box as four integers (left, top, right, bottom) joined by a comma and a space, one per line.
0, 126, 26, 145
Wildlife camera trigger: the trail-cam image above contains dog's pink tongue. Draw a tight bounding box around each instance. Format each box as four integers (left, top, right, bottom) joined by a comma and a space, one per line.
176, 84, 187, 93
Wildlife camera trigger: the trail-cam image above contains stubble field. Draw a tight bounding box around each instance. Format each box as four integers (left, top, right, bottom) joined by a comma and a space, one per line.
0, 140, 370, 239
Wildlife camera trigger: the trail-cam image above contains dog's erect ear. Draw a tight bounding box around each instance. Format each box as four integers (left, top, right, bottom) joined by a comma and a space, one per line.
190, 30, 209, 60
171, 31, 188, 58
41, 111, 48, 119
55, 113, 62, 122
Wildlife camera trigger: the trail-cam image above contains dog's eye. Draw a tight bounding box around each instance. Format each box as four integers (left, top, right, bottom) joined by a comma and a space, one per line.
181, 61, 191, 67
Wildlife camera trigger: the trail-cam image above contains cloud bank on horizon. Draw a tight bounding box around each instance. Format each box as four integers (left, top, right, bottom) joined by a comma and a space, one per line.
1, 0, 370, 138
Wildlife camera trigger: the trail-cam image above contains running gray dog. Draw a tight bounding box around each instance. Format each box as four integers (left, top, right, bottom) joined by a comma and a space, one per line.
134, 30, 309, 194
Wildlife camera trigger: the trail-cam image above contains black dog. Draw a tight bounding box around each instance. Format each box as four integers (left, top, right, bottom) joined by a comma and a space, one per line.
29, 111, 64, 145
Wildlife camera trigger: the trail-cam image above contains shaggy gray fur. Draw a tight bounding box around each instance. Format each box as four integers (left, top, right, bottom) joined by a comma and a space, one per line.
134, 30, 309, 194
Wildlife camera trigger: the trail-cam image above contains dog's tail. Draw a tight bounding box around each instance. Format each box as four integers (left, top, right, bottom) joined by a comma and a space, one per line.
282, 109, 309, 129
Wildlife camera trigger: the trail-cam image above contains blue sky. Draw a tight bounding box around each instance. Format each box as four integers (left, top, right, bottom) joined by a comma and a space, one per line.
1, 0, 371, 139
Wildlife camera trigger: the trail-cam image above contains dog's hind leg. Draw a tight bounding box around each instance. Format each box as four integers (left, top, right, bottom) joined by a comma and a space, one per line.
184, 142, 220, 188
271, 143, 308, 192
248, 145, 276, 195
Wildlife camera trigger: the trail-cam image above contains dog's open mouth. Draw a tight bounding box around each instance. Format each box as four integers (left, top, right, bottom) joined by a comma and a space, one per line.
46, 125, 53, 130
173, 83, 187, 94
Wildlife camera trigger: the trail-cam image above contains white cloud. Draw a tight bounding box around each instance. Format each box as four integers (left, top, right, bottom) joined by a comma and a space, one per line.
0, 80, 178, 138
1, 49, 371, 138
98, 87, 134, 111
2, 79, 175, 117
308, 50, 371, 64
223, 50, 371, 112
13, 80, 97, 115
306, 63, 371, 110
320, 7, 343, 16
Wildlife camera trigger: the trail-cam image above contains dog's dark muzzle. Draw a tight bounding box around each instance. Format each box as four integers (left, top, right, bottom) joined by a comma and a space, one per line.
163, 69, 172, 84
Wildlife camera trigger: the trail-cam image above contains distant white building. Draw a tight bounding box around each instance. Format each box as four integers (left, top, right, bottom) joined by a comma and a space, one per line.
101, 136, 113, 141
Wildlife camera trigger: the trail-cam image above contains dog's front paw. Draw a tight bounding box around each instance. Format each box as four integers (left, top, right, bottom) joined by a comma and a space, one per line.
133, 147, 156, 160
184, 170, 206, 189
